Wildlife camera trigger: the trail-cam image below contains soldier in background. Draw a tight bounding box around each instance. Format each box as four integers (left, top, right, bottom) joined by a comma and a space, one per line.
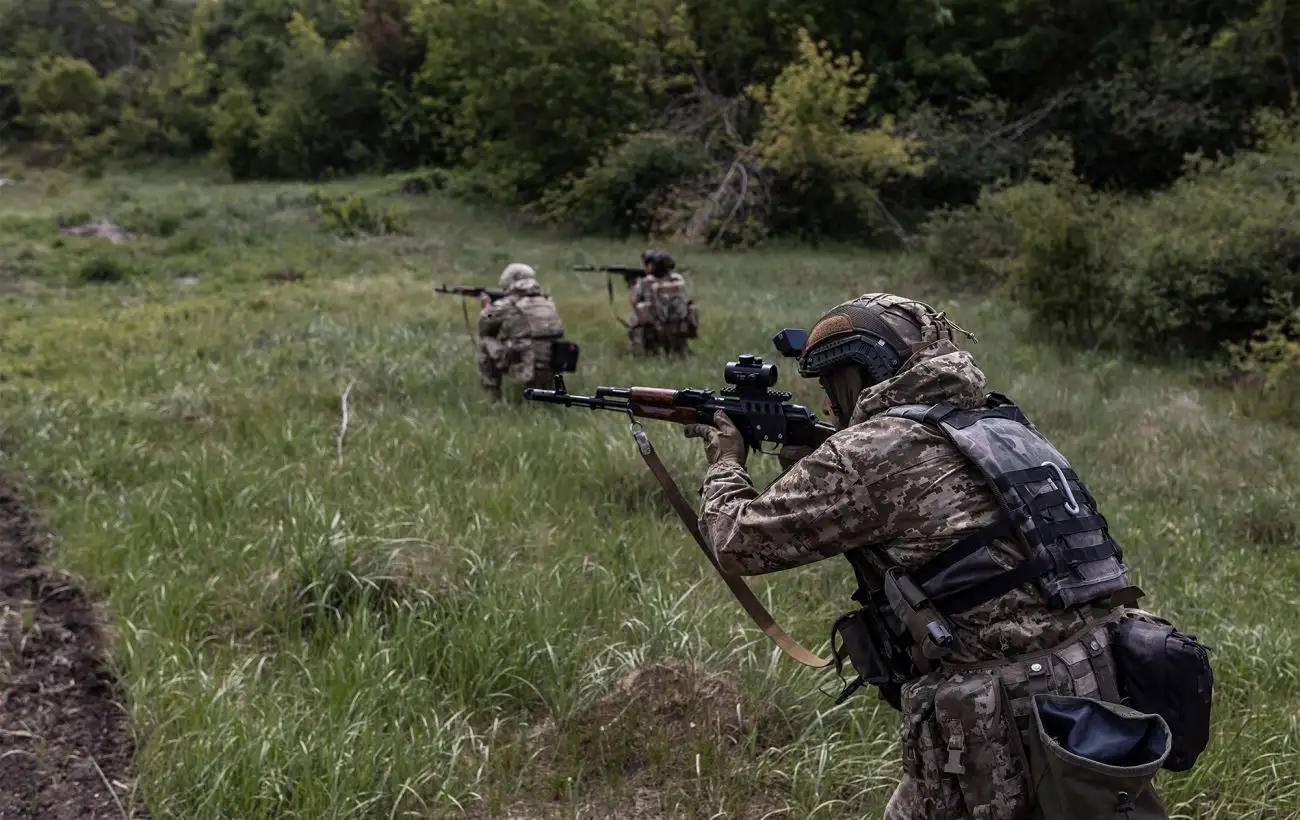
478, 263, 564, 400
627, 250, 698, 357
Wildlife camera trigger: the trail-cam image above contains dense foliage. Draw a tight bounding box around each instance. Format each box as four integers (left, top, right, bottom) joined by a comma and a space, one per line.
3, 0, 1300, 378
3, 0, 1296, 226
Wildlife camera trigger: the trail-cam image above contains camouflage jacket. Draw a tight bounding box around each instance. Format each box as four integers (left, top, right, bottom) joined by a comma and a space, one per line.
478, 278, 563, 341
696, 339, 1090, 664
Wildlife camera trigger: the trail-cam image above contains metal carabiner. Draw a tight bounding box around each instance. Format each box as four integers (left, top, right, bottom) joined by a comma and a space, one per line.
1041, 461, 1081, 515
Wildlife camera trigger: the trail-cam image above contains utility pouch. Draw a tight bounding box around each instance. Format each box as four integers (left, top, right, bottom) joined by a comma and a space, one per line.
1027, 694, 1170, 820
933, 672, 1031, 820
686, 301, 700, 338
550, 339, 580, 373
1108, 611, 1213, 772
901, 677, 965, 815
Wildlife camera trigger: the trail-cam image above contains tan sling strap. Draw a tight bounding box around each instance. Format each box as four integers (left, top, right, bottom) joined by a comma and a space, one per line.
627, 421, 831, 669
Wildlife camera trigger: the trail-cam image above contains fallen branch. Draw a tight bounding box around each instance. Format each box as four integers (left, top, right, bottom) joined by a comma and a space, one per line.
337, 379, 356, 465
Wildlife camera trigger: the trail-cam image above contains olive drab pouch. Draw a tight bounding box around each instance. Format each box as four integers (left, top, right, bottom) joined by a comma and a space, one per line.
933, 672, 1031, 820
1108, 611, 1213, 772
1027, 694, 1170, 820
685, 300, 699, 338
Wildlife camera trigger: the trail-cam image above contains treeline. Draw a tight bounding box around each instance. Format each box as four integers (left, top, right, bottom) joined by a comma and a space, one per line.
2, 0, 1296, 239
2, 0, 1299, 411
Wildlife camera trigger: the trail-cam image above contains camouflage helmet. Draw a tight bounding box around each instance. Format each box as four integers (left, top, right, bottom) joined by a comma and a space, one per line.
499, 262, 537, 289
641, 250, 675, 274
798, 293, 970, 386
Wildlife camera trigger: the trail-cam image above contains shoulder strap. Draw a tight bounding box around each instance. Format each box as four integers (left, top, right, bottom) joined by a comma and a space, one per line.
629, 425, 830, 669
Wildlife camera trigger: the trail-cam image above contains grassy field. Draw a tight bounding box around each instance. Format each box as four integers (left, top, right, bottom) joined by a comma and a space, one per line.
0, 162, 1298, 819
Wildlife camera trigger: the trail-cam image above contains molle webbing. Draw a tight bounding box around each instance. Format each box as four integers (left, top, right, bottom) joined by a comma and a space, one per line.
880, 396, 1133, 615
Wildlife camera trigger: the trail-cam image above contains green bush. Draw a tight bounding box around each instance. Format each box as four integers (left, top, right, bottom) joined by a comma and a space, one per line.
311, 190, 404, 237
1229, 308, 1300, 427
79, 255, 130, 283
540, 131, 711, 238
746, 29, 930, 241
923, 121, 1300, 357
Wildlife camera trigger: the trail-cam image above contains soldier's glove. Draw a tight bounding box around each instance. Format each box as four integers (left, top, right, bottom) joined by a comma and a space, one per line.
684, 410, 747, 468
777, 444, 815, 472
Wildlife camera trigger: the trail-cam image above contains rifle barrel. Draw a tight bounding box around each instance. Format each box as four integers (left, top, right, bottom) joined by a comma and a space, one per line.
523, 388, 629, 412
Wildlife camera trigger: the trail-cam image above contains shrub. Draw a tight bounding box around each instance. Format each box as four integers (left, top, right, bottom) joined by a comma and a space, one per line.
540, 131, 711, 238
79, 256, 129, 283
923, 121, 1300, 357
1228, 308, 1300, 427
746, 29, 930, 241
311, 190, 404, 237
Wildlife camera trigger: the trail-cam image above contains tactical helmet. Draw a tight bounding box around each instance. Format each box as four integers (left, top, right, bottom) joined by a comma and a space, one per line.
641, 250, 675, 275
499, 262, 537, 289
798, 294, 964, 386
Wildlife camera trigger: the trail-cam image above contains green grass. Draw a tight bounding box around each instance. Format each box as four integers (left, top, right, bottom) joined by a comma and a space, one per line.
1, 163, 1298, 818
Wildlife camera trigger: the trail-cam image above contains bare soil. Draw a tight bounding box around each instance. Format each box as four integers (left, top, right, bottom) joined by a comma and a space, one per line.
0, 475, 140, 819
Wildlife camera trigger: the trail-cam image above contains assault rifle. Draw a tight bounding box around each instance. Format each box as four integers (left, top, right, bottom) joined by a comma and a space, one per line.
574, 264, 644, 327
522, 350, 836, 453
572, 264, 644, 288
435, 285, 505, 302
523, 329, 836, 669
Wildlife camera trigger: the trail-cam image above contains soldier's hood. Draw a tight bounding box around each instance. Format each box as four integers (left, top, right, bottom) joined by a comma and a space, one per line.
848, 339, 987, 425
507, 276, 542, 295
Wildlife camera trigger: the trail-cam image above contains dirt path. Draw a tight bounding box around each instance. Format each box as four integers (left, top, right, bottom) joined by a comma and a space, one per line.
0, 475, 141, 819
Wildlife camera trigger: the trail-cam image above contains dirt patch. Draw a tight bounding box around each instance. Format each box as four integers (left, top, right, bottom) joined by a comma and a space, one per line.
0, 475, 141, 819
494, 661, 794, 818
58, 219, 133, 243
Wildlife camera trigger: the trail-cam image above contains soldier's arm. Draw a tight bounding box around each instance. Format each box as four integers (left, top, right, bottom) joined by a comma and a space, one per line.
627, 279, 641, 309
698, 434, 887, 576
478, 301, 505, 337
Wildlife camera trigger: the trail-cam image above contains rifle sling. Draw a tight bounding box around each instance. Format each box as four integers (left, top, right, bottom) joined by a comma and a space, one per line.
608, 275, 629, 328
629, 425, 831, 669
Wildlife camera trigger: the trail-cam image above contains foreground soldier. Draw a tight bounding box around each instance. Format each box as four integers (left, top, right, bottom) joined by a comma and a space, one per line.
684, 294, 1183, 819
477, 263, 564, 400
628, 250, 698, 357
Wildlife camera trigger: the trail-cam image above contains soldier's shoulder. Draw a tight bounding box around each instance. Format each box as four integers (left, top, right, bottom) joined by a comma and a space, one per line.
826, 415, 957, 474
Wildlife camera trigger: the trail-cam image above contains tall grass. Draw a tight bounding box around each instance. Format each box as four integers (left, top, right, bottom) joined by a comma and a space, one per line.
1, 166, 1297, 818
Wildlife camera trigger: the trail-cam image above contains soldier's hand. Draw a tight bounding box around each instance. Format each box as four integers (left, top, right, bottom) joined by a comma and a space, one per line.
478, 293, 493, 308
777, 444, 815, 472
684, 411, 747, 467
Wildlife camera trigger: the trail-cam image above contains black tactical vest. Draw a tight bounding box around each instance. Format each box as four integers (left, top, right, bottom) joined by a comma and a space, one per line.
876, 392, 1135, 615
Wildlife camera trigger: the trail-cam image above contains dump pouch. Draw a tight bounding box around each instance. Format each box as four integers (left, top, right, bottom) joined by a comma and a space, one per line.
932, 672, 1031, 820
1108, 612, 1213, 772
1027, 694, 1170, 820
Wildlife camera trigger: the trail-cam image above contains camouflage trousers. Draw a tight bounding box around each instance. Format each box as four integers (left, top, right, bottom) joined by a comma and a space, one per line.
884, 617, 1137, 820
628, 321, 689, 357
478, 337, 553, 396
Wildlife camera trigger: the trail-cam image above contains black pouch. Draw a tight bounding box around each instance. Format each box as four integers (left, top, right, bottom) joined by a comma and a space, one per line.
550, 339, 580, 373
1108, 612, 1213, 772
829, 609, 908, 711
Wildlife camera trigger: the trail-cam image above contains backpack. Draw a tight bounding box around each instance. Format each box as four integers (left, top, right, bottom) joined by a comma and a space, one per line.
647, 275, 690, 330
